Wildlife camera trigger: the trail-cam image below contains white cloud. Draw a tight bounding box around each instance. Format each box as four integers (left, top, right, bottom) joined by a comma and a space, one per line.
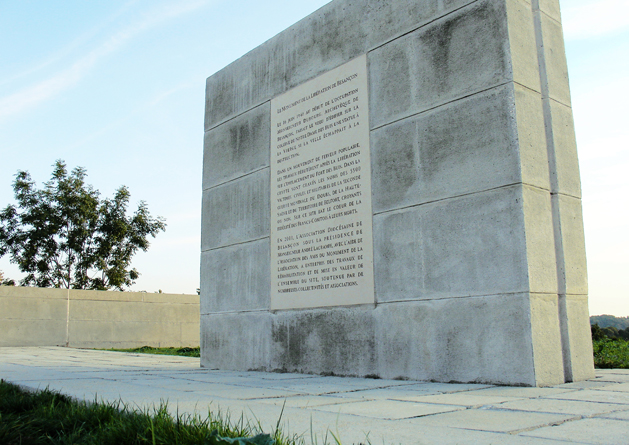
0, 1, 208, 121
562, 0, 629, 41
0, 1, 138, 89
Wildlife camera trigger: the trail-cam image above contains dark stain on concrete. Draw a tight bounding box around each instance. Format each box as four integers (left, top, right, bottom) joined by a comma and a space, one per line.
272, 308, 376, 375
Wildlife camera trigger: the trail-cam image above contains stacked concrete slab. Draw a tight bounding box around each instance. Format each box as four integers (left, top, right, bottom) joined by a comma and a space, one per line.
201, 0, 594, 386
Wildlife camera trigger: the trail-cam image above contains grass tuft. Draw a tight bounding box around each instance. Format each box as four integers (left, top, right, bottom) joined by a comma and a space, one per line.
0, 379, 288, 445
100, 346, 201, 358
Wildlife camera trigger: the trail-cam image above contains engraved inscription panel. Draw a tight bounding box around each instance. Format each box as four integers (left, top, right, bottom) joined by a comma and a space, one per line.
270, 55, 374, 310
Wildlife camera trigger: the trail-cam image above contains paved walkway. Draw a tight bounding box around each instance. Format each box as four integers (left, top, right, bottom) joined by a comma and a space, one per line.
1, 347, 628, 444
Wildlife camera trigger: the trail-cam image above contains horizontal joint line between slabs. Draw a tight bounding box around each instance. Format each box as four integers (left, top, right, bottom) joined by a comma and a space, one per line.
202, 236, 269, 253
536, 8, 563, 27
366, 0, 477, 54
372, 182, 522, 216
270, 302, 376, 313
523, 183, 552, 194
369, 81, 513, 132
201, 308, 269, 315
376, 292, 550, 305
202, 166, 269, 192
204, 101, 270, 133
540, 93, 572, 109
548, 96, 572, 109
549, 191, 581, 200
514, 81, 542, 96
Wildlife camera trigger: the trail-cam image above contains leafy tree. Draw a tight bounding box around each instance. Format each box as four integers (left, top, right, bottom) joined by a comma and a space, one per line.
591, 323, 606, 341
0, 269, 15, 286
0, 160, 166, 290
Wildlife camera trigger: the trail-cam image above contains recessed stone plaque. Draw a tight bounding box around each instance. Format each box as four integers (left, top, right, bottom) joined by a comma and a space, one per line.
270, 55, 374, 310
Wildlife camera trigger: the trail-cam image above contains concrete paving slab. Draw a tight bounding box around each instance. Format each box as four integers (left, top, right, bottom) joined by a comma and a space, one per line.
241, 372, 320, 381
595, 409, 629, 420
595, 382, 629, 392
389, 392, 524, 407
555, 380, 614, 390
595, 369, 629, 376
519, 418, 629, 444
470, 385, 576, 398
545, 389, 629, 405
246, 378, 411, 396
325, 386, 448, 401
596, 373, 629, 383
253, 395, 367, 408
287, 411, 572, 445
407, 409, 576, 433
311, 399, 463, 420
492, 398, 627, 416
327, 382, 494, 399
195, 384, 307, 400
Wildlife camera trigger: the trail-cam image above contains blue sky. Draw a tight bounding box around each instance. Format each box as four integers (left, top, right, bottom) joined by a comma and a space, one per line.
0, 0, 627, 316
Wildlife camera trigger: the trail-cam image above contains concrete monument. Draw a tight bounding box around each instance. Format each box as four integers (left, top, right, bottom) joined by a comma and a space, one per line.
201, 0, 594, 386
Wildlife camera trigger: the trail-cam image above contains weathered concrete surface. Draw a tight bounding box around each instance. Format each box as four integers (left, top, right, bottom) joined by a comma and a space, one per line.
202, 102, 270, 190
201, 0, 593, 386
201, 168, 269, 251
200, 239, 270, 314
0, 286, 199, 348
3, 348, 628, 445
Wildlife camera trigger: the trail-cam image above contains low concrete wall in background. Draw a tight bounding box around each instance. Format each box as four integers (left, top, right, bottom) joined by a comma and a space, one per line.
0, 286, 199, 349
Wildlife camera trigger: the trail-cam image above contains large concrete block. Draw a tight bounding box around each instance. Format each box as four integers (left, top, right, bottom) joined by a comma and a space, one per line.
203, 103, 270, 190
555, 194, 588, 295
69, 288, 142, 302
181, 322, 201, 347
0, 295, 67, 320
370, 84, 521, 213
538, 12, 571, 106
513, 84, 550, 190
0, 285, 68, 300
201, 168, 270, 251
549, 100, 581, 198
369, 0, 510, 128
0, 286, 68, 347
141, 292, 199, 304
200, 312, 272, 371
70, 300, 173, 323
563, 295, 595, 382
375, 295, 538, 385
270, 307, 376, 376
373, 186, 529, 302
506, 0, 541, 92
0, 319, 66, 347
69, 320, 182, 348
200, 238, 270, 314
538, 0, 562, 24
521, 185, 559, 294
528, 293, 565, 386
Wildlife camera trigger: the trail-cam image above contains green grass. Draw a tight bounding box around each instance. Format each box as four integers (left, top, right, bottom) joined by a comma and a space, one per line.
101, 346, 201, 358
593, 338, 629, 369
0, 379, 299, 445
